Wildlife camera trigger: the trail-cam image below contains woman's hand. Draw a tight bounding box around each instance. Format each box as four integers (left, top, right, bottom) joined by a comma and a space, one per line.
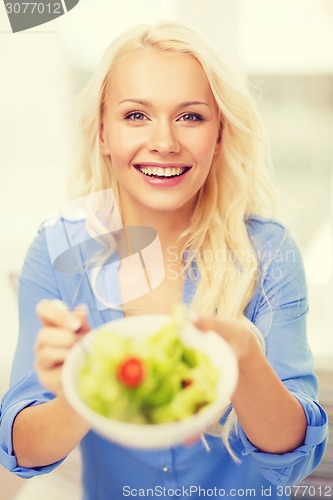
34, 299, 90, 397
194, 316, 262, 364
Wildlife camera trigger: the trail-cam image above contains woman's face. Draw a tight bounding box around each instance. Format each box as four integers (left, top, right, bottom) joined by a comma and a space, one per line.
100, 49, 221, 221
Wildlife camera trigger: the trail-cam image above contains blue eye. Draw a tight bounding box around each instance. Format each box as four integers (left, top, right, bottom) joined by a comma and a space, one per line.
179, 113, 204, 122
125, 112, 146, 121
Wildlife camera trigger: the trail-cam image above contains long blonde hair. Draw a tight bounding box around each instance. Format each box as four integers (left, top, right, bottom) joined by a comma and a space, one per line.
70, 20, 275, 455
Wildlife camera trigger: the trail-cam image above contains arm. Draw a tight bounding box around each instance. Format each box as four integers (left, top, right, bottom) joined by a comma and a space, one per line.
12, 300, 91, 468
233, 339, 307, 454
13, 396, 90, 468
196, 316, 307, 454
196, 223, 327, 484
0, 225, 92, 476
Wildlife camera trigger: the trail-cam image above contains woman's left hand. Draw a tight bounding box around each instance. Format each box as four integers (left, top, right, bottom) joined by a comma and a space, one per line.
194, 316, 261, 364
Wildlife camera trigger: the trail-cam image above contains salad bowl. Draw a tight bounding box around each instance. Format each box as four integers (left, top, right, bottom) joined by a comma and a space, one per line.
62, 314, 238, 449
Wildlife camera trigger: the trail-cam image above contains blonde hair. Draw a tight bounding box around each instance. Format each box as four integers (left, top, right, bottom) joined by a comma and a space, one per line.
70, 21, 275, 457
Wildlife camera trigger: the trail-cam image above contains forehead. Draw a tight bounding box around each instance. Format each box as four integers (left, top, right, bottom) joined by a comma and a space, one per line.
109, 49, 215, 104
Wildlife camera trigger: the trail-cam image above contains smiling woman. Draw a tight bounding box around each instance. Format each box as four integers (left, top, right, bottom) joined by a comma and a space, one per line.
0, 20, 328, 500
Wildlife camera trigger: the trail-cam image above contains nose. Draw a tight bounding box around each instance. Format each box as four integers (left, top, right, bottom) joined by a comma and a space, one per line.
147, 119, 181, 155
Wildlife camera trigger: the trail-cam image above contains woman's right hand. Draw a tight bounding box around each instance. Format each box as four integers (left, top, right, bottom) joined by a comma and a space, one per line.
34, 299, 90, 397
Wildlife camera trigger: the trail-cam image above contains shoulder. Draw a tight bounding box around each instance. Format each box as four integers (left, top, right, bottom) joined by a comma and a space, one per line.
245, 215, 287, 251
22, 211, 89, 275
38, 210, 89, 257
39, 208, 88, 236
244, 216, 308, 325
245, 215, 302, 270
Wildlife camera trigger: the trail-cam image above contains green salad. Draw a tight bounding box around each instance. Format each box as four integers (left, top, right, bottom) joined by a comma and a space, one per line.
78, 320, 219, 424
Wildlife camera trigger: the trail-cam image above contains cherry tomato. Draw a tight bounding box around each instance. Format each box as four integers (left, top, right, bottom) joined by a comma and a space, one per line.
117, 357, 145, 388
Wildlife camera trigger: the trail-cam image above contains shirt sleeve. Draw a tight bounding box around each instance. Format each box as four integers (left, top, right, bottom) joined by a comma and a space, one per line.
0, 227, 65, 478
241, 221, 328, 485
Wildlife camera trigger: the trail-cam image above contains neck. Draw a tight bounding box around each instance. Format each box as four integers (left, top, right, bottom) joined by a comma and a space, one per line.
120, 203, 192, 255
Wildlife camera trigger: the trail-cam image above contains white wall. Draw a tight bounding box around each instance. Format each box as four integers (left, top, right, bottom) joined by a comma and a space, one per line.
57, 0, 239, 71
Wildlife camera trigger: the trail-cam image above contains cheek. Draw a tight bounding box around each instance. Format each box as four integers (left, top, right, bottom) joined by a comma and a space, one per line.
189, 130, 219, 163
108, 128, 145, 164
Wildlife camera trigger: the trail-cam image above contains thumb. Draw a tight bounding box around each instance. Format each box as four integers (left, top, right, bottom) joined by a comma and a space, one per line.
194, 315, 221, 334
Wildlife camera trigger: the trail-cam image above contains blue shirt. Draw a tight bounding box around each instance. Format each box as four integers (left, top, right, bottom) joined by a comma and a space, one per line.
0, 215, 328, 500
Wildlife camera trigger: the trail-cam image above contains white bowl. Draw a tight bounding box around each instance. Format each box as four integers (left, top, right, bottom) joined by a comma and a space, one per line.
62, 314, 238, 449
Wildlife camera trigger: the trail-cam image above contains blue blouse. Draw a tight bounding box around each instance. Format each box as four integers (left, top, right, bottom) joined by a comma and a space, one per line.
0, 215, 328, 500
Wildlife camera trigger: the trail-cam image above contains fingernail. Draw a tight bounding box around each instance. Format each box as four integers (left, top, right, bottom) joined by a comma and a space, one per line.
66, 317, 82, 332
52, 299, 68, 311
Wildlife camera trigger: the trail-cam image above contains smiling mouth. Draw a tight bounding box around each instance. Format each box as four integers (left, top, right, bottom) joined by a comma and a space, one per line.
134, 165, 191, 178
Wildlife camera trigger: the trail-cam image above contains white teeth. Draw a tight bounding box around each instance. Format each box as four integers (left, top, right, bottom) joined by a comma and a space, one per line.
138, 166, 187, 177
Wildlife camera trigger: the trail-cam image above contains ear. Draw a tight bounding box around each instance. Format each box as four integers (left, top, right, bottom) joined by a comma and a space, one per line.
214, 123, 222, 155
99, 118, 110, 155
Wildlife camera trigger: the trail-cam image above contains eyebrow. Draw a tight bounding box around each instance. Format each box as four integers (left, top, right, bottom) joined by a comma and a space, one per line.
118, 99, 210, 109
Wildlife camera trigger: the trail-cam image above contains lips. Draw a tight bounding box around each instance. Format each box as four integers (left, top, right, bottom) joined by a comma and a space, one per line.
134, 164, 191, 178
